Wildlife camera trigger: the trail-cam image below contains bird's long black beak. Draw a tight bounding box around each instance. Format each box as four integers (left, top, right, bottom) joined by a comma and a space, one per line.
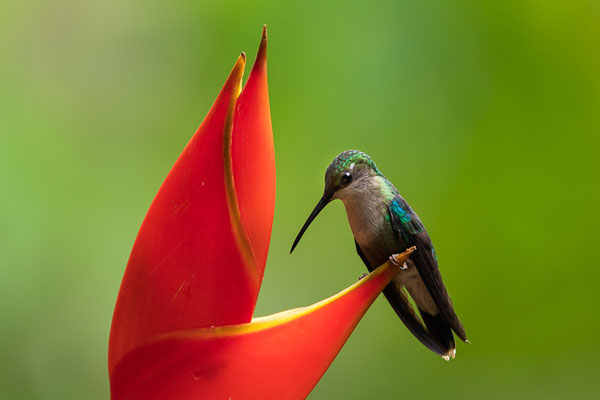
290, 196, 330, 254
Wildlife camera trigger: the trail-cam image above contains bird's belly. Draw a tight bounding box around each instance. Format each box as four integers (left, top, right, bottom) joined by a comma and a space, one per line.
354, 228, 399, 269
353, 228, 374, 248
357, 241, 384, 265
393, 264, 439, 315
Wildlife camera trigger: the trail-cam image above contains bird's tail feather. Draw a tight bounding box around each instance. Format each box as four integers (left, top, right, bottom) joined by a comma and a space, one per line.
420, 309, 456, 360
382, 285, 452, 358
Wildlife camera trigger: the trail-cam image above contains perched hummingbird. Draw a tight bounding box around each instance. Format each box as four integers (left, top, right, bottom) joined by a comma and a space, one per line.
290, 150, 467, 360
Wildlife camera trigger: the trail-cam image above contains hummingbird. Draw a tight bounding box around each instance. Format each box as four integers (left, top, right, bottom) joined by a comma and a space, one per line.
290, 150, 467, 360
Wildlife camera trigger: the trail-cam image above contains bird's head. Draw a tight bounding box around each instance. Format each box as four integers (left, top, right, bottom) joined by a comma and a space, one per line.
324, 150, 381, 201
290, 150, 381, 253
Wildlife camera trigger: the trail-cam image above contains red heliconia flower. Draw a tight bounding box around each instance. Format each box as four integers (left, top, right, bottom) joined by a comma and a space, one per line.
109, 26, 414, 400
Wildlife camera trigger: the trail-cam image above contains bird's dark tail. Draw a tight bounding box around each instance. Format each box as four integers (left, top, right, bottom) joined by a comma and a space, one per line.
420, 309, 456, 360
381, 285, 451, 358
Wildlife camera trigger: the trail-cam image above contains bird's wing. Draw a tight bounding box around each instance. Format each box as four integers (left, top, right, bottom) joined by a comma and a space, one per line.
354, 240, 450, 357
388, 198, 467, 341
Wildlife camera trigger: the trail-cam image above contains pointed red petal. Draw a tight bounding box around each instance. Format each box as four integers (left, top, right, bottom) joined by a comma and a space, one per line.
110, 249, 414, 400
231, 25, 275, 274
109, 53, 263, 372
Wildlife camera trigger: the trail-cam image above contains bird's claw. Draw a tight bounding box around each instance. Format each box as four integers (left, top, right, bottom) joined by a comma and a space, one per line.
358, 273, 368, 281
389, 254, 409, 270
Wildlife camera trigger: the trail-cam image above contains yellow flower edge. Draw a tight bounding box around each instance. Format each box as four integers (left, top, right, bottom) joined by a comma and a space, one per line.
151, 246, 416, 342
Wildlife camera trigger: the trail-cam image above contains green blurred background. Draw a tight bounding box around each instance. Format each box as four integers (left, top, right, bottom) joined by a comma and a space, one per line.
1, 0, 599, 398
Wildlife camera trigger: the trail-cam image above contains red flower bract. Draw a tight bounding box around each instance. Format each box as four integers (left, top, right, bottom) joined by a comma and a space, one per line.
109, 28, 274, 373
110, 253, 413, 399
109, 26, 412, 399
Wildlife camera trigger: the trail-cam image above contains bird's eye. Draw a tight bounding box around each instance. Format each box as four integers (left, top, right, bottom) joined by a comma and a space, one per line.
341, 171, 352, 185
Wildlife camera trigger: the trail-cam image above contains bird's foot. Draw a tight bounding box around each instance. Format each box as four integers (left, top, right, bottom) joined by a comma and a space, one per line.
358, 273, 368, 281
389, 254, 409, 270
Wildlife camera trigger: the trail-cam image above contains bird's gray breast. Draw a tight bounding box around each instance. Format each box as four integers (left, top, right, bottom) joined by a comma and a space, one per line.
339, 181, 398, 267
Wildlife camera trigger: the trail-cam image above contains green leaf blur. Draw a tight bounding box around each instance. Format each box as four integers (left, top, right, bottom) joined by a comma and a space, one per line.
1, 0, 599, 399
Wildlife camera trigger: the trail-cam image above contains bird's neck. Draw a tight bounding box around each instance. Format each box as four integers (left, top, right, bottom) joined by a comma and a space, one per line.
341, 175, 395, 208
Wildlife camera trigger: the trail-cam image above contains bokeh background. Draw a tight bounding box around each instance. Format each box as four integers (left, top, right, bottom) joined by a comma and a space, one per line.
2, 0, 600, 398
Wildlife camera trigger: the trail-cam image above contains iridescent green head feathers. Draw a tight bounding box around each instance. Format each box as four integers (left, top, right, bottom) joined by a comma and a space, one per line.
324, 150, 381, 197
